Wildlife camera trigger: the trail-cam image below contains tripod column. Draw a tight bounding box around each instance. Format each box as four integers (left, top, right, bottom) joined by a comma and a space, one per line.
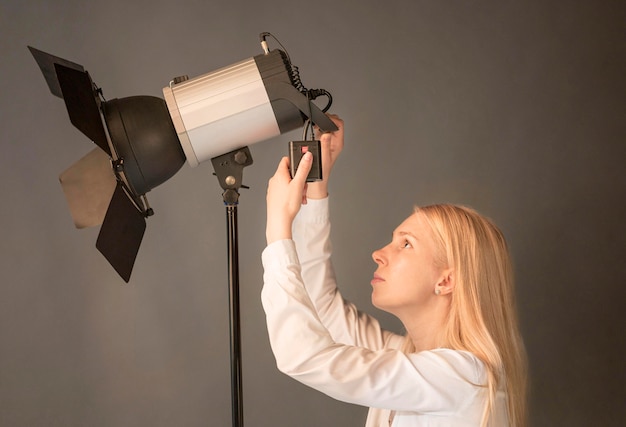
225, 194, 243, 427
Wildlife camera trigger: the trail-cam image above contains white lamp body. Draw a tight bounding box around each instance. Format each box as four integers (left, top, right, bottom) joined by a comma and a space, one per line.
163, 57, 280, 167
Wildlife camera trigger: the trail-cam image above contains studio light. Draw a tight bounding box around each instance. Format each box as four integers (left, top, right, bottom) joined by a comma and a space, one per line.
29, 34, 337, 282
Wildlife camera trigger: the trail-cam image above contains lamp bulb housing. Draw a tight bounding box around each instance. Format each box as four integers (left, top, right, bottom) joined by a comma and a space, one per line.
104, 96, 186, 195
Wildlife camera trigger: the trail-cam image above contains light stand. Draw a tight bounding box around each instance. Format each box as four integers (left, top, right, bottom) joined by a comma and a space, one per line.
211, 147, 254, 427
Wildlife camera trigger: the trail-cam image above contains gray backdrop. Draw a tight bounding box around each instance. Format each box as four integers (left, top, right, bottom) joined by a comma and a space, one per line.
1, 0, 624, 426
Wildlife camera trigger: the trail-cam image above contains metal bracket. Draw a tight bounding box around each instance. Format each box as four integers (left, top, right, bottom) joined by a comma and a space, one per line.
211, 147, 254, 205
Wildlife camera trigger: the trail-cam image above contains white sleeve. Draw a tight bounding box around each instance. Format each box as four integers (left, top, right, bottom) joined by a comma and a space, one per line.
291, 198, 401, 350
261, 240, 488, 413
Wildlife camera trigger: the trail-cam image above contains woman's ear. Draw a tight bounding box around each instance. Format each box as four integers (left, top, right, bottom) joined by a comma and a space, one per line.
434, 269, 455, 296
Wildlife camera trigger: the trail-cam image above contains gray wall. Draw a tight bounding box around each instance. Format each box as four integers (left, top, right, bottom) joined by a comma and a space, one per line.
1, 1, 624, 426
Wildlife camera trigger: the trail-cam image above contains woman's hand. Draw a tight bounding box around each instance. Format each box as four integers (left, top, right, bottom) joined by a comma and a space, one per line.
265, 114, 344, 244
307, 115, 344, 199
266, 152, 314, 244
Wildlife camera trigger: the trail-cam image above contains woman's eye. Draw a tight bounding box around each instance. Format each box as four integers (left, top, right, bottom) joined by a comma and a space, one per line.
402, 240, 412, 249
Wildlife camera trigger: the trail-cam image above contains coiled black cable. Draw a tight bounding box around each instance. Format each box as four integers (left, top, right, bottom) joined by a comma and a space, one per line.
259, 32, 333, 113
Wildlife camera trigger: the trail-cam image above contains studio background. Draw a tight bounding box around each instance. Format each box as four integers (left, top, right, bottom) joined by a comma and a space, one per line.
1, 1, 624, 426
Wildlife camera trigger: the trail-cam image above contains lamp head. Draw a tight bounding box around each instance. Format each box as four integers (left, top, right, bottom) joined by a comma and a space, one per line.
29, 36, 337, 282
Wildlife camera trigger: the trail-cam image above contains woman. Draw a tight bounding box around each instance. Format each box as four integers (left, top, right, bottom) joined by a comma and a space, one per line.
262, 116, 527, 426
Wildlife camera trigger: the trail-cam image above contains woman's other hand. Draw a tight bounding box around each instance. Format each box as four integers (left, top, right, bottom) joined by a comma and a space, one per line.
307, 114, 344, 199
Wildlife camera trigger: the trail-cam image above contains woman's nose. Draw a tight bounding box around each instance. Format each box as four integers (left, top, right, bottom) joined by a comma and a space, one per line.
372, 248, 386, 265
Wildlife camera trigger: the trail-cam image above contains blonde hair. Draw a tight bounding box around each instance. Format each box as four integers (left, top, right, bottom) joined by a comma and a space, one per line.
409, 204, 527, 427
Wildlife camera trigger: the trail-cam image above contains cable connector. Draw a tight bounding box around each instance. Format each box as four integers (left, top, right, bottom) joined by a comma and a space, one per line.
259, 32, 271, 54
261, 40, 270, 54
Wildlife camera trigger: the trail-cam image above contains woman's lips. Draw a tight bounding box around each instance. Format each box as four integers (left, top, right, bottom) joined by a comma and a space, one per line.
371, 273, 385, 285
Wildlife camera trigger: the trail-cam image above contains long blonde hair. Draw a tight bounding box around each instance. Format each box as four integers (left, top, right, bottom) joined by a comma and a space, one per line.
410, 204, 527, 427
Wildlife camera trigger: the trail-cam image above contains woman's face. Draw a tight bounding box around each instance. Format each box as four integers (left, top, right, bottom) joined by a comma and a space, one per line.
371, 212, 445, 316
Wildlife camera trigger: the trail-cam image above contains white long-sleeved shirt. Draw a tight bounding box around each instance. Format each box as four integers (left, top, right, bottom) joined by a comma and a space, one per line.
261, 198, 508, 426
